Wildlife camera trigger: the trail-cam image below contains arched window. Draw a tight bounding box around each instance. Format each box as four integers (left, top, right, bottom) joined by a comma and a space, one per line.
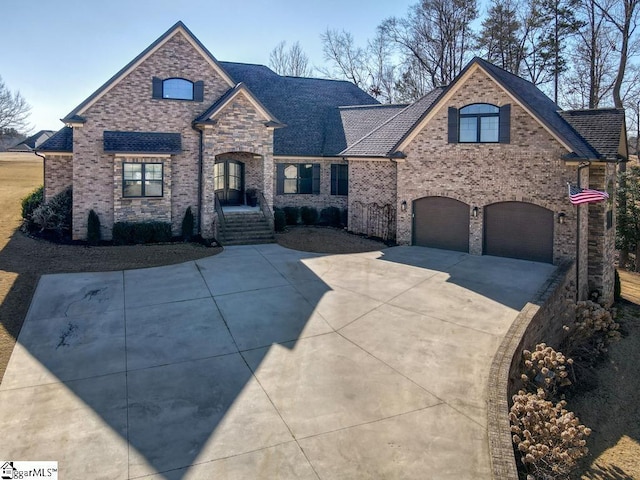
459, 103, 500, 143
162, 78, 194, 100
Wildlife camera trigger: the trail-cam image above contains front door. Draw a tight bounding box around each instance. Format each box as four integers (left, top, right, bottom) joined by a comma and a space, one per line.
214, 159, 244, 205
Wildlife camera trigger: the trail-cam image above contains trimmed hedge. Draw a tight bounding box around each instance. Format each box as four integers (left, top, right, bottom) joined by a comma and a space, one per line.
300, 206, 318, 225
112, 221, 172, 245
283, 206, 299, 225
181, 206, 195, 241
87, 210, 101, 245
320, 206, 341, 227
274, 208, 286, 232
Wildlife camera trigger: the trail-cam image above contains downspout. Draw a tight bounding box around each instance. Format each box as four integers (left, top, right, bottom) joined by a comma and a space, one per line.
34, 150, 46, 200
576, 161, 591, 301
192, 124, 204, 236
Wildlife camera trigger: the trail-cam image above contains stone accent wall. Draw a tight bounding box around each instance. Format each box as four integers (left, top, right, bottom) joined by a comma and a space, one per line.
587, 163, 617, 305
113, 156, 172, 227
348, 160, 397, 237
201, 93, 274, 238
398, 68, 581, 267
71, 31, 232, 239
44, 154, 72, 202
487, 261, 576, 479
274, 158, 348, 211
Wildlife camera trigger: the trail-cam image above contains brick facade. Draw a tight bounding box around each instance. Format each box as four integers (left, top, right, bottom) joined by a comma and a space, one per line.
396, 69, 583, 267
43, 154, 72, 202
113, 156, 172, 226
273, 158, 348, 211
69, 31, 231, 239
200, 93, 275, 238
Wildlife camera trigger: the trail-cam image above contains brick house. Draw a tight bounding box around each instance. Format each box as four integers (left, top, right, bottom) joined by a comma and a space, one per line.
39, 21, 627, 304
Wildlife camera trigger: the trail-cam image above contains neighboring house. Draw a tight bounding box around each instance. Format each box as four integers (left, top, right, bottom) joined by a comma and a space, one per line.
39, 21, 627, 304
8, 130, 55, 152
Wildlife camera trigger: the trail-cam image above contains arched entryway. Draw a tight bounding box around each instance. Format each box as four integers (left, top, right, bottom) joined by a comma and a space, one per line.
483, 201, 553, 263
412, 196, 470, 252
214, 158, 244, 205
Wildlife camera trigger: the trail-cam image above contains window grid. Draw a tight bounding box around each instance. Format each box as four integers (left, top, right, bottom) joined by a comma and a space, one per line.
459, 104, 500, 143
123, 163, 163, 198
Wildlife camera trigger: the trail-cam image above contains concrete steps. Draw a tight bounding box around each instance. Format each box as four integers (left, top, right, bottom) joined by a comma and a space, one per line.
221, 212, 275, 245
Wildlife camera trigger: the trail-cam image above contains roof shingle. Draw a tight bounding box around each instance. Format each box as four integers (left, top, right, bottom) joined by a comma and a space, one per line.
559, 109, 626, 161
103, 131, 182, 154
37, 127, 73, 152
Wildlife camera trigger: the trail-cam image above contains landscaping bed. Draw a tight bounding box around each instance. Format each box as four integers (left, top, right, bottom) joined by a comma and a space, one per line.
276, 225, 387, 254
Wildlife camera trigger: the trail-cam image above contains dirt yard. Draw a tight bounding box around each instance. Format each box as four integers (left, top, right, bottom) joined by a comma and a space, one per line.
571, 272, 640, 480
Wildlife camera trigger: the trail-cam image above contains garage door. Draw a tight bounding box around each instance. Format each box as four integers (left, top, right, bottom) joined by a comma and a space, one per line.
413, 197, 469, 252
484, 202, 553, 263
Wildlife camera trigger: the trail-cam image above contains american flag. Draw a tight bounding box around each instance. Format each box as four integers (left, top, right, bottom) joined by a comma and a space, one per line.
568, 183, 609, 205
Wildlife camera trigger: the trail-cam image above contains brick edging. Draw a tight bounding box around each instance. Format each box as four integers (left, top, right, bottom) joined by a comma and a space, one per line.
486, 260, 575, 479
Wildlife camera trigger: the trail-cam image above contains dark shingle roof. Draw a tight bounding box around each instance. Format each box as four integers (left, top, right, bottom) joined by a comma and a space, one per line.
194, 83, 284, 126
341, 88, 444, 157
559, 109, 627, 161
472, 58, 600, 159
38, 127, 73, 152
8, 130, 56, 151
219, 61, 379, 156
103, 131, 182, 154
339, 104, 408, 148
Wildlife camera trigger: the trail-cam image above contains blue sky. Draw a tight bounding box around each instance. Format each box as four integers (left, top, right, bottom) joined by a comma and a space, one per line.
2, 0, 424, 131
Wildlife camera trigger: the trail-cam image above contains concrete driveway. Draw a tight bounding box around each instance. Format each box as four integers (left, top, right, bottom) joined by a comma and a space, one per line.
0, 245, 555, 479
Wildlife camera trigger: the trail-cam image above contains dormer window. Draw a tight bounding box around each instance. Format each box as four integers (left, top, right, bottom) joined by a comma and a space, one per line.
152, 77, 204, 102
448, 103, 511, 144
163, 78, 193, 100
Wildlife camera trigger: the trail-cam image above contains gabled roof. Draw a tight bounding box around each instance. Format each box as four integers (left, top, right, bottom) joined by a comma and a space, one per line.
8, 130, 55, 151
37, 127, 73, 152
103, 131, 182, 154
194, 82, 284, 127
219, 61, 379, 156
341, 88, 444, 157
62, 21, 234, 123
339, 104, 408, 148
470, 58, 600, 159
559, 109, 627, 161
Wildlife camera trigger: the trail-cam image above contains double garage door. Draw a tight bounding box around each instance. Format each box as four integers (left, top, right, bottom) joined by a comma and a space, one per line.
412, 197, 554, 263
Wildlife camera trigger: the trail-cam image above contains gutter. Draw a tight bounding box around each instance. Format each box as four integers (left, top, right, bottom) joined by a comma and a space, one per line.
34, 150, 46, 200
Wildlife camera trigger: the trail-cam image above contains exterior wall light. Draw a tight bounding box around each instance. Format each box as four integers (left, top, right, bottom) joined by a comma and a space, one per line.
472, 206, 479, 218
558, 212, 566, 224
401, 200, 407, 212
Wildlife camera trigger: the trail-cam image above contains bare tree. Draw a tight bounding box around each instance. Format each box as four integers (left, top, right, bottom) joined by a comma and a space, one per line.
381, 0, 478, 89
269, 41, 312, 77
0, 76, 30, 133
594, 0, 640, 107
319, 29, 369, 87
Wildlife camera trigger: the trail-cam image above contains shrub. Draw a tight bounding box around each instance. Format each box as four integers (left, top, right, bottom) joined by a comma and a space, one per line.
87, 210, 101, 245
112, 221, 172, 245
300, 206, 318, 225
181, 206, 195, 241
320, 206, 341, 227
21, 185, 44, 222
510, 388, 591, 478
31, 186, 72, 237
283, 206, 299, 225
340, 208, 348, 227
520, 344, 574, 399
562, 301, 620, 359
274, 208, 286, 232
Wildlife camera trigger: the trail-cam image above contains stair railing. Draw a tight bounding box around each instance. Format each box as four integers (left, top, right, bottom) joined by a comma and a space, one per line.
214, 192, 226, 237
257, 191, 275, 232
